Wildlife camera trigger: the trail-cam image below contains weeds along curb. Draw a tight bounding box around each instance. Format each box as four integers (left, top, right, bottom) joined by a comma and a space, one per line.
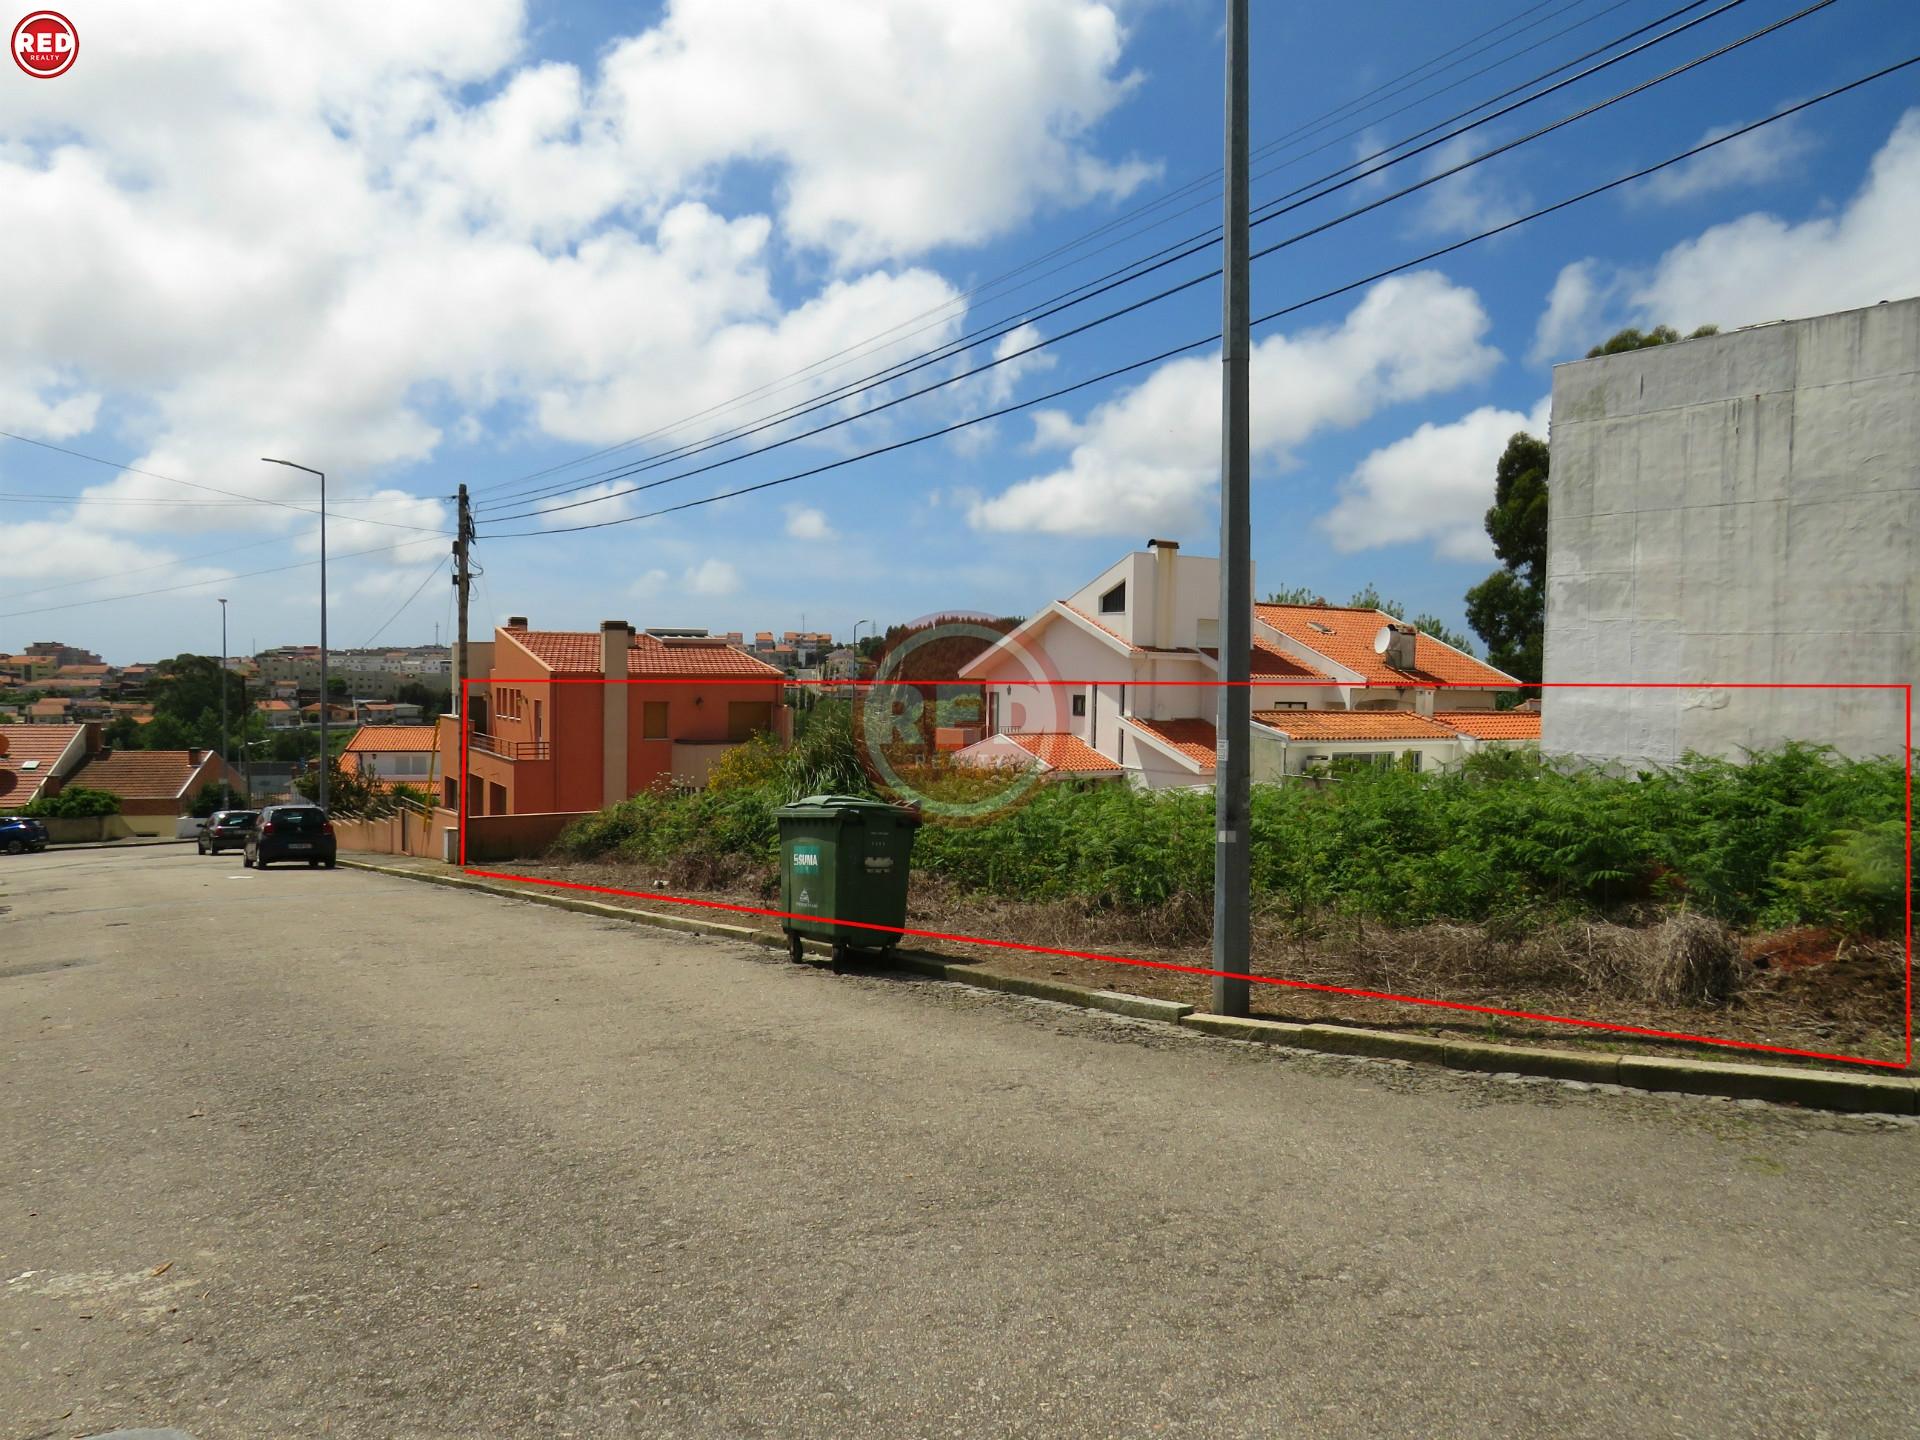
340, 858, 1919, 1117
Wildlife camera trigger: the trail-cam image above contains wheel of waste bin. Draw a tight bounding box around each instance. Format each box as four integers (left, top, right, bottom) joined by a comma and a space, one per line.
786, 931, 804, 964
830, 942, 849, 975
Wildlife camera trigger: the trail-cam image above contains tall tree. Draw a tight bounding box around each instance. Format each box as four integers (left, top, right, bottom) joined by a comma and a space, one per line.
145, 654, 255, 753
1464, 433, 1549, 684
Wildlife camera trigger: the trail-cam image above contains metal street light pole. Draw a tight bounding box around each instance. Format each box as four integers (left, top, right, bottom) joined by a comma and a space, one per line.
1212, 0, 1253, 1017
261, 458, 329, 811
218, 597, 229, 806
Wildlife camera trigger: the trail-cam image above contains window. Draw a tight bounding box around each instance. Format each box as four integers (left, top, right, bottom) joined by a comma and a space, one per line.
1071, 694, 1086, 717
533, 700, 543, 741
727, 701, 774, 742
1099, 581, 1126, 614
1330, 752, 1394, 775
1268, 700, 1307, 710
642, 701, 669, 739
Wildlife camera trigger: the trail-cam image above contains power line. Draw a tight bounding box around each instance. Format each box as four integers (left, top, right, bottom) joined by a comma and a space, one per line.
476, 0, 1764, 519
479, 55, 1917, 542
481, 0, 1813, 527
0, 530, 304, 602
359, 556, 451, 649
0, 535, 446, 620
0, 429, 453, 533
464, 0, 1618, 500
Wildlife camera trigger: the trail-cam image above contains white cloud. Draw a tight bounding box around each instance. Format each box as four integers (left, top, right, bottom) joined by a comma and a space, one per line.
784, 505, 834, 540
1413, 133, 1527, 238
968, 273, 1500, 535
1319, 396, 1549, 561
596, 0, 1157, 267
1633, 114, 1816, 207
1528, 259, 1609, 367
684, 558, 741, 597
1630, 108, 1920, 330
0, 0, 1153, 541
1530, 109, 1920, 363
0, 369, 101, 440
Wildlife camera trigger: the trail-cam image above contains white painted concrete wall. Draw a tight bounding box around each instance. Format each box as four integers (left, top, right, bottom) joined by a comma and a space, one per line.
1544, 297, 1918, 766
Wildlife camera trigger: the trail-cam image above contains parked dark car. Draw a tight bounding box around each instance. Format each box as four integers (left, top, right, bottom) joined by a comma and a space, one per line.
196, 809, 258, 855
244, 804, 337, 869
1, 815, 50, 854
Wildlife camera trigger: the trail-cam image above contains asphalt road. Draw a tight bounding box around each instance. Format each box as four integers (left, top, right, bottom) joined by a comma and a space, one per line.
3, 847, 1917, 1439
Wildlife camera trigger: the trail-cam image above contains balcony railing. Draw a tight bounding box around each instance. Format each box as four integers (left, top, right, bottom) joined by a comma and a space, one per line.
469, 732, 551, 761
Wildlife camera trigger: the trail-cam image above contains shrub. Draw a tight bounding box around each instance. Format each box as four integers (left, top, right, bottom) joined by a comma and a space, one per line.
547, 725, 1909, 938
24, 785, 122, 818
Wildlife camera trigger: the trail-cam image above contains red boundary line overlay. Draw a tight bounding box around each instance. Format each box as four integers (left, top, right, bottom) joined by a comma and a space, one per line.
458, 678, 1913, 1071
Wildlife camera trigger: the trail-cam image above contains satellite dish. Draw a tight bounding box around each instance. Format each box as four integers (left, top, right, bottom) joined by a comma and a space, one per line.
1373, 625, 1394, 655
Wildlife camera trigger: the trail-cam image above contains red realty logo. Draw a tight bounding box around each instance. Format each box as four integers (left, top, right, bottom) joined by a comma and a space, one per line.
12, 10, 77, 78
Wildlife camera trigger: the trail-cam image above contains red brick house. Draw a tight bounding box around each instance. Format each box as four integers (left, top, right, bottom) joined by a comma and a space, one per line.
443, 618, 789, 819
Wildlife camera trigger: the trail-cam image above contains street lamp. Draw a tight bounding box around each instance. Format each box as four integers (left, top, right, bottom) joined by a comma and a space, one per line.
261, 457, 328, 811
852, 618, 874, 649
218, 597, 229, 808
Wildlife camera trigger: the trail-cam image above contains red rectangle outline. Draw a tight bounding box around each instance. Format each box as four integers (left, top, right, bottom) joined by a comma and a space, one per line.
456, 676, 1912, 1072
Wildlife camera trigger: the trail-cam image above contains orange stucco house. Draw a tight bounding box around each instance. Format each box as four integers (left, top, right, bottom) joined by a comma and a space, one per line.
441, 618, 790, 821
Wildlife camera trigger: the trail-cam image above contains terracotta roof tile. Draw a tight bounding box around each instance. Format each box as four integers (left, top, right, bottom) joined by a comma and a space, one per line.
1253, 709, 1462, 741
1200, 642, 1332, 681
1127, 717, 1217, 770
1003, 732, 1124, 773
1254, 603, 1517, 689
1435, 709, 1543, 741
62, 747, 216, 800
507, 629, 785, 678
344, 725, 440, 754
0, 723, 84, 808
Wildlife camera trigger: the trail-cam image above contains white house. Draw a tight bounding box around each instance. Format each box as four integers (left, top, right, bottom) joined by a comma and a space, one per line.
955, 540, 1536, 789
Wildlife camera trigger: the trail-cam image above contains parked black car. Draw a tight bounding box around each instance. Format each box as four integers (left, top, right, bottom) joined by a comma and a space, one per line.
196, 809, 258, 855
244, 804, 337, 869
0, 815, 50, 854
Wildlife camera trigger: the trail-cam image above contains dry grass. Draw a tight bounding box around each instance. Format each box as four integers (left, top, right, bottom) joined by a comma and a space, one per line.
504, 855, 1908, 1069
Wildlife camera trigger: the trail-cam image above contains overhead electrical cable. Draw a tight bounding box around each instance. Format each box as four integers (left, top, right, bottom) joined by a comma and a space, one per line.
477, 0, 1766, 518
477, 56, 1917, 542
0, 429, 453, 533
466, 0, 1626, 498
359, 556, 451, 650
482, 0, 1820, 526
0, 536, 447, 620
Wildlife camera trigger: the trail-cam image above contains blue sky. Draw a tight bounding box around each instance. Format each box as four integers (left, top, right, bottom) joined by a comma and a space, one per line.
2, 0, 1917, 663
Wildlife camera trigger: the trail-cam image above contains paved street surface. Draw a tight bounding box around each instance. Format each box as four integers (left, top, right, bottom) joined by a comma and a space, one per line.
4, 848, 1917, 1438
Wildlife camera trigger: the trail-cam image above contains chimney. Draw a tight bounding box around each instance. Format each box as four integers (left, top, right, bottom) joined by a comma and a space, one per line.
505, 616, 528, 631
1148, 538, 1179, 650
600, 621, 632, 807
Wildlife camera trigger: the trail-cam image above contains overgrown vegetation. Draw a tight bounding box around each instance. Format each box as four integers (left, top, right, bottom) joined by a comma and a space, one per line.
23, 785, 122, 818
554, 730, 1909, 941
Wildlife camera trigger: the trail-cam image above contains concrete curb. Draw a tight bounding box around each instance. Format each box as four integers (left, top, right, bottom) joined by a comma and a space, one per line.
339, 858, 1918, 1116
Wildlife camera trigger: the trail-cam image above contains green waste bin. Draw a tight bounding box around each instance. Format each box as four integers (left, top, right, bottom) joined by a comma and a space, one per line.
777, 794, 920, 968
